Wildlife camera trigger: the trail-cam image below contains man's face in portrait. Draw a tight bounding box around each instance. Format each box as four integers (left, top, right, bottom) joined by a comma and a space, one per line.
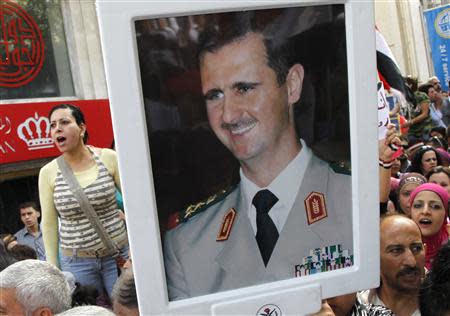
380, 217, 425, 294
200, 32, 303, 168
20, 206, 40, 230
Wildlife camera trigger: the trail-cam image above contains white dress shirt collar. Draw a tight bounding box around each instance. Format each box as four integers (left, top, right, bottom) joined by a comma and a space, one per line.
240, 139, 313, 234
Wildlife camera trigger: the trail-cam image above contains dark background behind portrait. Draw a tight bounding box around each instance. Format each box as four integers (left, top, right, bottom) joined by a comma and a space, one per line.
134, 5, 349, 235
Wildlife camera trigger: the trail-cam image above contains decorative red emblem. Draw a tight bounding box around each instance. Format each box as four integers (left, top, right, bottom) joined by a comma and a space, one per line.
216, 208, 236, 241
0, 1, 45, 88
304, 192, 328, 225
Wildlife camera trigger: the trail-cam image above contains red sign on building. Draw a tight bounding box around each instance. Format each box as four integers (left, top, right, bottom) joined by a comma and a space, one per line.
0, 99, 114, 164
0, 0, 45, 88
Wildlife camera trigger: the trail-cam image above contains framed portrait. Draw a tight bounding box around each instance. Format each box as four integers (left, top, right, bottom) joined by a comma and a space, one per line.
97, 1, 380, 315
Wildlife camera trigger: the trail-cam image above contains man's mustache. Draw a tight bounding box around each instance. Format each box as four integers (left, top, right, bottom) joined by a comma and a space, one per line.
397, 266, 420, 278
221, 119, 256, 131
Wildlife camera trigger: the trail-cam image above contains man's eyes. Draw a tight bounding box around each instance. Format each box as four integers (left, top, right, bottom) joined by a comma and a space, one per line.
204, 90, 224, 101
411, 244, 424, 253
235, 83, 257, 94
389, 247, 403, 254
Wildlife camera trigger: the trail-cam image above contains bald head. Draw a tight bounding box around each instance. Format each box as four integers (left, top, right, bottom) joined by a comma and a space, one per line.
379, 215, 425, 294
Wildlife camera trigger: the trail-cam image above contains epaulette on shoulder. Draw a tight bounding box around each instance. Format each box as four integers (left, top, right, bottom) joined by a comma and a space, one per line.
168, 186, 237, 229
329, 161, 351, 175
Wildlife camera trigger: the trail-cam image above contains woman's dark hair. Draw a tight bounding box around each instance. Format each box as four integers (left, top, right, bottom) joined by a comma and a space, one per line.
419, 242, 450, 316
8, 244, 37, 261
426, 166, 450, 181
409, 146, 442, 175
71, 283, 99, 307
48, 104, 89, 143
0, 240, 17, 272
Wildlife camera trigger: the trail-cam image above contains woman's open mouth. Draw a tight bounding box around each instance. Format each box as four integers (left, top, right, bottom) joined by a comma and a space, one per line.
418, 218, 432, 226
56, 136, 67, 146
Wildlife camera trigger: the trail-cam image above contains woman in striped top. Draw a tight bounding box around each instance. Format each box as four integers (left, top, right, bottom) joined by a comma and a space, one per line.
39, 104, 128, 300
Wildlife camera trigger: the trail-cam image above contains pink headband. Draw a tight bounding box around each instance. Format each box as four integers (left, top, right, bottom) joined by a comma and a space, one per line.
410, 183, 449, 214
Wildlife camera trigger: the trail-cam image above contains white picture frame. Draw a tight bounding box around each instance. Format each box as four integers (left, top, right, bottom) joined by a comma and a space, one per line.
96, 1, 379, 315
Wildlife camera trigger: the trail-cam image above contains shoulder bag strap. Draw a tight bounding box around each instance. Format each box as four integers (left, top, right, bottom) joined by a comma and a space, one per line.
57, 156, 119, 256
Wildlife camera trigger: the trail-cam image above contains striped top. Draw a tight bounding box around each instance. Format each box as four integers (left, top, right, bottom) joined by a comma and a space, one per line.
53, 152, 127, 250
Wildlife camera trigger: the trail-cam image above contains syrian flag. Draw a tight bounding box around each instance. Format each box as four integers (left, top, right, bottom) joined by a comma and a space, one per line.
376, 27, 414, 106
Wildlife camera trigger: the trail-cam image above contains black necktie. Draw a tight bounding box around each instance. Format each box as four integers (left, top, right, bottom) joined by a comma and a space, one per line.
253, 189, 279, 266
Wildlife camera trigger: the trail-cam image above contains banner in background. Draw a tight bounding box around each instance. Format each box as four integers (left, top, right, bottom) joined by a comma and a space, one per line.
424, 5, 450, 91
0, 99, 114, 164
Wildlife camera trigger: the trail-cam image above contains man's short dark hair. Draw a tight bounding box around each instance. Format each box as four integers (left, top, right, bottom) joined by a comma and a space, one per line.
8, 244, 37, 261
18, 201, 39, 213
429, 127, 446, 139
419, 242, 450, 316
197, 10, 296, 85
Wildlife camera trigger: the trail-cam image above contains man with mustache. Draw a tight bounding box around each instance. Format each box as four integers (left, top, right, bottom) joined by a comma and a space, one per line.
164, 10, 354, 300
359, 215, 425, 316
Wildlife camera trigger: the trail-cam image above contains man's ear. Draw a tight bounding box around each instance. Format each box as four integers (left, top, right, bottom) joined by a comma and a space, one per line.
32, 307, 53, 316
286, 63, 304, 105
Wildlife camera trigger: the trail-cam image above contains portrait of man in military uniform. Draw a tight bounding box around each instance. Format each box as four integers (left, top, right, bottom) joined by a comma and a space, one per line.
135, 5, 353, 301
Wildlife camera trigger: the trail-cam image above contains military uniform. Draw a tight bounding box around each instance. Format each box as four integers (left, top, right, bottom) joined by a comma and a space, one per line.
164, 153, 352, 300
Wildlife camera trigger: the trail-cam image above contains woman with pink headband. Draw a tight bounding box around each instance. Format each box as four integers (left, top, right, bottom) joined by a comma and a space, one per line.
410, 183, 449, 269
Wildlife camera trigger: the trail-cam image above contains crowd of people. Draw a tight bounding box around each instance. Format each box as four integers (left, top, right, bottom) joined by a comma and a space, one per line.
1, 10, 450, 315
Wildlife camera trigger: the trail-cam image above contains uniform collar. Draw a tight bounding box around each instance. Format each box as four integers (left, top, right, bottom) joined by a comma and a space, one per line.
241, 139, 312, 232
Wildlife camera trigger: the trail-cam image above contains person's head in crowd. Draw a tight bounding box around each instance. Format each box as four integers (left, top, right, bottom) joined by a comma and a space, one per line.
1, 233, 18, 251
0, 259, 71, 315
446, 125, 450, 150
18, 201, 41, 232
436, 147, 450, 167
378, 215, 425, 314
112, 269, 139, 316
418, 83, 439, 103
426, 166, 450, 196
409, 183, 449, 269
396, 173, 427, 216
427, 76, 442, 93
71, 283, 99, 307
55, 305, 116, 316
429, 127, 446, 141
409, 145, 442, 176
8, 244, 37, 261
405, 75, 419, 92
0, 239, 17, 272
426, 135, 447, 150
419, 242, 450, 316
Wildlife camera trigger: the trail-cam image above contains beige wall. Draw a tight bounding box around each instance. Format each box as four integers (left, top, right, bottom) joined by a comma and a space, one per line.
375, 0, 432, 83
